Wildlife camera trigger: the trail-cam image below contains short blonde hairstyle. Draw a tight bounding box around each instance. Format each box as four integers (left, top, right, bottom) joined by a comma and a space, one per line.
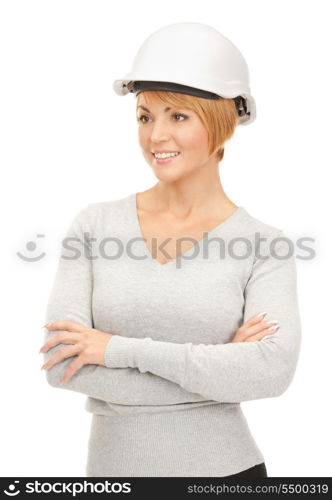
136, 90, 239, 163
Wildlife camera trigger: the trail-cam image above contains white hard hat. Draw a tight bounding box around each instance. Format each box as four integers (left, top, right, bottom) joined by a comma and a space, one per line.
113, 22, 256, 125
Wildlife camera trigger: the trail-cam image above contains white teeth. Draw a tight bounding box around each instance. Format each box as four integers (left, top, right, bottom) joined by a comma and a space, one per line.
154, 152, 179, 159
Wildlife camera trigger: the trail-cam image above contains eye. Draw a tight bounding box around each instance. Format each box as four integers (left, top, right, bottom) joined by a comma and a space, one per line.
173, 113, 188, 121
138, 114, 149, 124
137, 113, 188, 124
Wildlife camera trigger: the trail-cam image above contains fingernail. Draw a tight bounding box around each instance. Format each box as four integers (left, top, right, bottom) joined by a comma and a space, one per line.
266, 320, 279, 325
267, 325, 280, 332
256, 312, 267, 319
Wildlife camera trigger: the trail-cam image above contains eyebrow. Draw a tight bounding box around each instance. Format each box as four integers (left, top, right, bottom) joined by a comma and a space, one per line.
137, 105, 172, 113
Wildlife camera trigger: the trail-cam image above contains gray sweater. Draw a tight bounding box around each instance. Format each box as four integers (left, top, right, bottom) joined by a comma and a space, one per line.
43, 192, 302, 477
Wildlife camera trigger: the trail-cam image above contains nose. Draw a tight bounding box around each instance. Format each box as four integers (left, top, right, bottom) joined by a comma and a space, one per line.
150, 118, 171, 143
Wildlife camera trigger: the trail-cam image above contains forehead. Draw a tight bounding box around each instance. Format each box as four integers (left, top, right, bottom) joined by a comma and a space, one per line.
136, 93, 191, 113
137, 104, 173, 114
137, 94, 169, 111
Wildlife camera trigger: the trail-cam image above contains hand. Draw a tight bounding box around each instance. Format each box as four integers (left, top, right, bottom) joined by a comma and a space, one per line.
231, 313, 280, 343
39, 320, 113, 384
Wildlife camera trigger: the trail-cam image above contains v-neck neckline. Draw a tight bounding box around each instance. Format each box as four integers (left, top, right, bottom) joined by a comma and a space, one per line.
130, 191, 245, 270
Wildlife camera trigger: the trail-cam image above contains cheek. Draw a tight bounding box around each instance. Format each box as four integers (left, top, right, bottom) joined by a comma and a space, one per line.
138, 124, 151, 136
138, 128, 146, 144
180, 127, 209, 154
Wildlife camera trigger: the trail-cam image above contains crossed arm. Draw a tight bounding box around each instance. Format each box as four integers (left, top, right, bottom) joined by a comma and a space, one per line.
102, 230, 302, 403
42, 205, 208, 406
43, 205, 301, 405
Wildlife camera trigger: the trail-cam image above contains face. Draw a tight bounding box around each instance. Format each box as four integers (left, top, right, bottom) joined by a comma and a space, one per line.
136, 92, 217, 181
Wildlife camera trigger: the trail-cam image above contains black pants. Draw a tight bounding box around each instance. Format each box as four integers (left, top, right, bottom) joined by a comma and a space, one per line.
224, 462, 268, 478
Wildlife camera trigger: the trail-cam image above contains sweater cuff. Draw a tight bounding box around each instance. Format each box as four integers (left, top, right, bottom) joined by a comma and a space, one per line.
104, 334, 145, 368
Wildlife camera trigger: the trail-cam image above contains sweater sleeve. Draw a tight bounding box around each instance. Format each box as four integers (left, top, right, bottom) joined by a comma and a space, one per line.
104, 229, 302, 403
42, 205, 208, 406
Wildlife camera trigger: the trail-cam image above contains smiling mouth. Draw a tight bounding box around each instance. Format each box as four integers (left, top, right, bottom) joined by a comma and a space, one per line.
152, 152, 181, 158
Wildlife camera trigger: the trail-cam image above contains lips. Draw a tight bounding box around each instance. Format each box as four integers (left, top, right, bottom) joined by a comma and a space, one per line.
152, 152, 181, 164
152, 150, 180, 154
152, 152, 180, 157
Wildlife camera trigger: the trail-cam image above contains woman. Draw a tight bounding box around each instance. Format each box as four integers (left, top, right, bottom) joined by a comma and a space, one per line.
40, 23, 301, 477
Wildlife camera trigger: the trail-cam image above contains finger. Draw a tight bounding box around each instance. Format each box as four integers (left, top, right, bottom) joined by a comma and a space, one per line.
40, 332, 82, 352
46, 320, 87, 333
60, 357, 85, 385
239, 313, 267, 335
245, 325, 280, 342
242, 320, 279, 339
245, 312, 267, 326
42, 344, 82, 371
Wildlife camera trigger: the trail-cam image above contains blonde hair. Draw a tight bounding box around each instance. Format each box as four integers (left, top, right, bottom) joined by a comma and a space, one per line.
136, 90, 239, 163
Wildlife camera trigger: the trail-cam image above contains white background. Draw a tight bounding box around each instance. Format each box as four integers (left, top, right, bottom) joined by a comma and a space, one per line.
1, 0, 331, 477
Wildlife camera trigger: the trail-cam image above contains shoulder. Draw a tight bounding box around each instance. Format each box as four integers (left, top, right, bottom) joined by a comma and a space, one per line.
238, 208, 296, 264
239, 207, 287, 240
68, 193, 132, 230
239, 208, 297, 273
